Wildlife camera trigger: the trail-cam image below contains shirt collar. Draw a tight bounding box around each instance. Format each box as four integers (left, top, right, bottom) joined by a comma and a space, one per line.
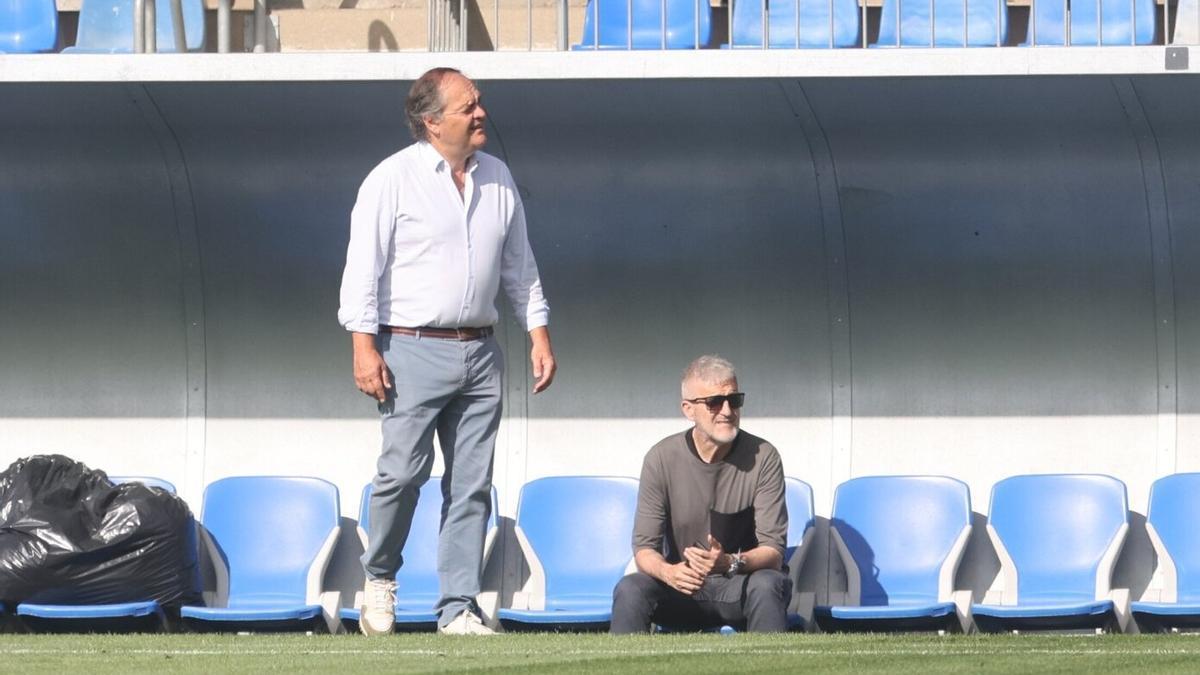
417, 141, 479, 174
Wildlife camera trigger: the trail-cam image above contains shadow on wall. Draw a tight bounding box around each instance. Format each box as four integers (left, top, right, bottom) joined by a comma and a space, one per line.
367, 21, 399, 51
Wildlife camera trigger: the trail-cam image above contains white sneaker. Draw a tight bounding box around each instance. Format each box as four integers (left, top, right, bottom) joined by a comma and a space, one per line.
360, 578, 396, 636
438, 610, 495, 635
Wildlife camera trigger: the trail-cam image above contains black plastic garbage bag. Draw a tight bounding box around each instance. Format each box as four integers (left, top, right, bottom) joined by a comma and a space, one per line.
0, 455, 201, 609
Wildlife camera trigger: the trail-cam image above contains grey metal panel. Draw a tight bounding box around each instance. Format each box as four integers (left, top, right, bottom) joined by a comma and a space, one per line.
484, 79, 833, 421
805, 76, 1161, 418
1134, 76, 1200, 472
0, 84, 188, 418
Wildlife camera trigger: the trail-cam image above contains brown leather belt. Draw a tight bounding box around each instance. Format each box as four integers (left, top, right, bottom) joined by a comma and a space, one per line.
381, 325, 494, 341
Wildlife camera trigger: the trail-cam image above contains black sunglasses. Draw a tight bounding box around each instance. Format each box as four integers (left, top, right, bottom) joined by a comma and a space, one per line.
683, 392, 745, 412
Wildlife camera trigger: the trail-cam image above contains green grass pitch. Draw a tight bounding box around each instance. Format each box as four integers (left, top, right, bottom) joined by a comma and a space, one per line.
4, 633, 1200, 674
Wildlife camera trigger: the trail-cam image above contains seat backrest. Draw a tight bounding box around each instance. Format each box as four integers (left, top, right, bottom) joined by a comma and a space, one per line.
515, 476, 639, 610
730, 0, 859, 47
1146, 473, 1200, 604
0, 0, 58, 52
831, 475, 971, 606
111, 475, 177, 493
1027, 0, 1153, 45
988, 474, 1127, 605
74, 0, 205, 52
784, 476, 815, 562
202, 476, 339, 607
357, 479, 498, 604
877, 0, 1007, 46
577, 0, 711, 48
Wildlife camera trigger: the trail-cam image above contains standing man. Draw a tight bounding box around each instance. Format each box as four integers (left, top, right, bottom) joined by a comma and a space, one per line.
611, 355, 790, 634
339, 68, 556, 636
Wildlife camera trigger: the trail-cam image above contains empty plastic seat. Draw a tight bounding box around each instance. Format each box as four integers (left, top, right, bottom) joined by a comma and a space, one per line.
815, 475, 972, 632
1131, 473, 1200, 632
1024, 0, 1153, 45
876, 0, 1007, 46
728, 0, 859, 48
499, 476, 639, 630
181, 476, 340, 632
972, 474, 1128, 633
65, 0, 205, 53
0, 0, 58, 52
339, 479, 499, 631
575, 0, 711, 49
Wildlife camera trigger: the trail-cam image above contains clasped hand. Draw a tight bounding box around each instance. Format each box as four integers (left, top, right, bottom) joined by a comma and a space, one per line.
665, 536, 726, 596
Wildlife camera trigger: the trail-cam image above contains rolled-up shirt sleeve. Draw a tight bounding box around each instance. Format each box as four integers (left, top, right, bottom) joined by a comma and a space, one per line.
500, 196, 550, 332
338, 165, 396, 334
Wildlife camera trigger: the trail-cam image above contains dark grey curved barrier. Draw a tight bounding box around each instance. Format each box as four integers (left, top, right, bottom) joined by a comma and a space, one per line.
1, 75, 1198, 612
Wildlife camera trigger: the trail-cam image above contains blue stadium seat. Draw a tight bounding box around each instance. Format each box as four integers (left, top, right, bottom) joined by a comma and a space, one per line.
15, 475, 182, 632
972, 474, 1128, 633
498, 476, 639, 630
0, 0, 58, 52
728, 0, 859, 48
574, 0, 711, 49
1024, 0, 1153, 45
181, 476, 340, 632
1131, 473, 1200, 632
876, 0, 1008, 46
65, 0, 205, 53
339, 479, 499, 631
814, 476, 972, 632
784, 476, 816, 630
110, 475, 177, 492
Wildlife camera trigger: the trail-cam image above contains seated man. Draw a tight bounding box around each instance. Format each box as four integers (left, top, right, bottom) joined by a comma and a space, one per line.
611, 355, 791, 634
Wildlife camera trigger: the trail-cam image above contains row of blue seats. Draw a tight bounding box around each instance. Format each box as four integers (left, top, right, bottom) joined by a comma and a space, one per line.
10, 472, 1200, 633
573, 0, 1155, 49
0, 0, 1154, 54
0, 0, 203, 54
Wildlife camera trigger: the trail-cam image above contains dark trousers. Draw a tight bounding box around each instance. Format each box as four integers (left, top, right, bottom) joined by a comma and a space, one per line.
610, 569, 791, 634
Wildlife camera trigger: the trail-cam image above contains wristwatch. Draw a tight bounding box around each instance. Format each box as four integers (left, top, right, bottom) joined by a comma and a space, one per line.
724, 553, 745, 578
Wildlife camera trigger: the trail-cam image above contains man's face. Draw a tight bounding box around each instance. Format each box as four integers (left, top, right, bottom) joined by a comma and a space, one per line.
427, 74, 487, 154
682, 377, 741, 446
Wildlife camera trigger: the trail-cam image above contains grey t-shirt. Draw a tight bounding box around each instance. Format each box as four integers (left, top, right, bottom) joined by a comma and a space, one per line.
632, 429, 788, 563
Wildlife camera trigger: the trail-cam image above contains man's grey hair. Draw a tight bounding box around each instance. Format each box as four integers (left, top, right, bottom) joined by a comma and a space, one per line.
681, 355, 737, 397
405, 67, 463, 141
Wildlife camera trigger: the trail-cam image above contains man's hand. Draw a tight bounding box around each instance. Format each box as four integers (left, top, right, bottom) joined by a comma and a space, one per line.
352, 332, 392, 402
683, 535, 727, 577
662, 561, 706, 596
529, 326, 556, 394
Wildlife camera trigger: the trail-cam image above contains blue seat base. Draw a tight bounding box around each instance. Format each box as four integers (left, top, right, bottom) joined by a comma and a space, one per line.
972, 600, 1117, 632
499, 607, 612, 631
17, 601, 166, 633
1131, 602, 1200, 632
814, 602, 959, 632
338, 606, 439, 632
181, 604, 326, 633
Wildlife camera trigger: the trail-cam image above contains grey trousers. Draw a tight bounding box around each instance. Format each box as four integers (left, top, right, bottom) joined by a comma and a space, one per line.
610, 569, 791, 634
360, 330, 503, 627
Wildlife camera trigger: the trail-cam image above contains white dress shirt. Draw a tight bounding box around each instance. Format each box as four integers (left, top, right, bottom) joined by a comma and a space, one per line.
338, 142, 550, 334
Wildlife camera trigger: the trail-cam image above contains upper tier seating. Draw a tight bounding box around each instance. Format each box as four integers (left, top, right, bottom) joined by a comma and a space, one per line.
1024, 0, 1154, 45
181, 476, 340, 632
876, 0, 1008, 46
0, 0, 57, 52
728, 0, 860, 48
1131, 472, 1200, 632
815, 475, 972, 632
499, 475, 639, 630
65, 0, 205, 53
575, 0, 712, 48
972, 474, 1128, 633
